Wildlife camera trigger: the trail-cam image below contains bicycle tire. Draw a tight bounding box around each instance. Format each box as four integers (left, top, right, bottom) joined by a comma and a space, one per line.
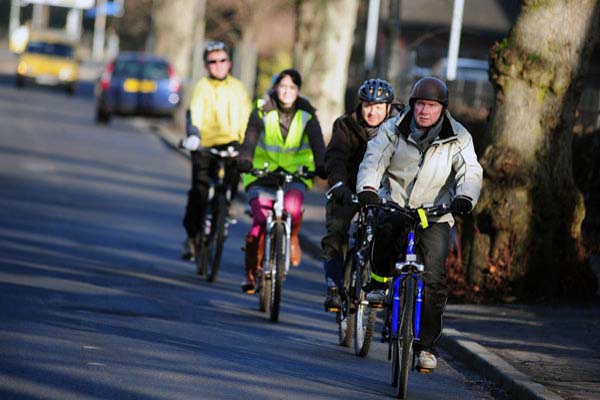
270, 223, 286, 322
338, 251, 355, 347
397, 277, 415, 399
354, 258, 376, 357
206, 195, 227, 283
195, 206, 212, 277
391, 336, 400, 388
195, 233, 205, 276
259, 232, 275, 313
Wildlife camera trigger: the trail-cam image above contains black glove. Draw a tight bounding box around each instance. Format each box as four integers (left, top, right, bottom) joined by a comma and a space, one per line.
331, 184, 353, 205
357, 190, 379, 206
451, 196, 473, 215
235, 158, 253, 173
315, 165, 327, 179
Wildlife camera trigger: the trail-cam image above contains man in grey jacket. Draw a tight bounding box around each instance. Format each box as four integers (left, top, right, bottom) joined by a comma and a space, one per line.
356, 77, 483, 372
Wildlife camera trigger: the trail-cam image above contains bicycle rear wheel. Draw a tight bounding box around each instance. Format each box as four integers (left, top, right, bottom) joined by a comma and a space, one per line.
205, 195, 227, 283
338, 251, 355, 347
270, 223, 286, 322
354, 258, 376, 357
396, 277, 415, 399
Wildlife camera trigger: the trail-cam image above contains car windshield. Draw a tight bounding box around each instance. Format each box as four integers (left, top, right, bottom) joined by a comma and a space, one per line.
26, 41, 73, 58
113, 59, 169, 80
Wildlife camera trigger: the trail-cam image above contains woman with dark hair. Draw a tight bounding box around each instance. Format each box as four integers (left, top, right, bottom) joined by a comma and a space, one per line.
236, 68, 326, 293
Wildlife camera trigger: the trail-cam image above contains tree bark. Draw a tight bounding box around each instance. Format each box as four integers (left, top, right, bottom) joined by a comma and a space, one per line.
151, 0, 199, 78
464, 0, 600, 301
294, 0, 359, 143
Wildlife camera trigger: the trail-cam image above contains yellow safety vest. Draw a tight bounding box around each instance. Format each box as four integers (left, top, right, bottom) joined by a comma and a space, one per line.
243, 106, 315, 189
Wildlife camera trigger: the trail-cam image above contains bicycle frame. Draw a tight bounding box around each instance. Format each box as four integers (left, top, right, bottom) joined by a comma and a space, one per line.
390, 229, 425, 341
202, 146, 238, 234
262, 185, 292, 276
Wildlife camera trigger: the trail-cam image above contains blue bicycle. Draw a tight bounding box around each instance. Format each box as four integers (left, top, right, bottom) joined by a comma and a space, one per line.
373, 201, 448, 399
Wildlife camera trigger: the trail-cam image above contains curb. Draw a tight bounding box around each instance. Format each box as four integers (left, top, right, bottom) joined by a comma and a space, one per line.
146, 120, 564, 400
440, 329, 563, 400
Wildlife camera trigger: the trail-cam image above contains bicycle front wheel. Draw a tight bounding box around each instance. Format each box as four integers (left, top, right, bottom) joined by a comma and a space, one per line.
338, 250, 355, 347
270, 223, 286, 322
354, 258, 376, 357
205, 195, 227, 283
396, 277, 415, 399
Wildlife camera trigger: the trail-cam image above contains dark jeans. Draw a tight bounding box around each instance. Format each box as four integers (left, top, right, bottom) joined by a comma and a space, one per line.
371, 212, 450, 352
321, 199, 358, 287
182, 145, 240, 238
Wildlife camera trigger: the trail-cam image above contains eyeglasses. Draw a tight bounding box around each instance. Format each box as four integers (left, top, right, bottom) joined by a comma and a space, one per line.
207, 58, 229, 65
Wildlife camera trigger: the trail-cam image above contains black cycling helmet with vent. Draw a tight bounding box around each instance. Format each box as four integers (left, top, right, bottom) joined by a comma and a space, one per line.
358, 79, 395, 103
409, 77, 449, 108
203, 40, 230, 62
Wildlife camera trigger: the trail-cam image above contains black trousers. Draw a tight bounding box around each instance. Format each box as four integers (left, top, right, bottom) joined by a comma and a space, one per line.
321, 199, 359, 287
182, 145, 240, 238
321, 199, 359, 261
371, 213, 450, 352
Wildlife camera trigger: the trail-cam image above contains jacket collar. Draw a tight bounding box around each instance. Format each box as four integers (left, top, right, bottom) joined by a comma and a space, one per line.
396, 108, 456, 141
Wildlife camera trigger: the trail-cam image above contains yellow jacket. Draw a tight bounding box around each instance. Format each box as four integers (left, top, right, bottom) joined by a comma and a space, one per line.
189, 75, 251, 148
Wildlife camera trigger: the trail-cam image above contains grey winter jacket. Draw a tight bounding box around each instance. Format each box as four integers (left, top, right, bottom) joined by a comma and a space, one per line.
356, 107, 483, 226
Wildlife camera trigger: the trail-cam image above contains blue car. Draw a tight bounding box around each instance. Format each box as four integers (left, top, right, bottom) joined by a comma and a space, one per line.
95, 52, 181, 123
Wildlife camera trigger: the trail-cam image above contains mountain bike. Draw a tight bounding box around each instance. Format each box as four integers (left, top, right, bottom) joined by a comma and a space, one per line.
195, 146, 239, 283
375, 201, 448, 399
325, 187, 378, 356
249, 165, 314, 322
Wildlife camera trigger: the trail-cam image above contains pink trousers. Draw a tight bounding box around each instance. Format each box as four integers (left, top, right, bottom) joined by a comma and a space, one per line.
248, 189, 304, 238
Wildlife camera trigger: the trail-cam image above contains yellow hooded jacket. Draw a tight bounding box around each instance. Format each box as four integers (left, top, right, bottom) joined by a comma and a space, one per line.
189, 75, 251, 148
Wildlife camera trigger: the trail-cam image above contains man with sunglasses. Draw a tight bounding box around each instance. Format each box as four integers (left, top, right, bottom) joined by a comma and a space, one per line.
180, 40, 251, 260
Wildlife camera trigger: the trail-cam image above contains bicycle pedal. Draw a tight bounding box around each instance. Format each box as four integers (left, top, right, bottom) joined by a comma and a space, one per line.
369, 302, 384, 309
416, 367, 434, 374
325, 306, 341, 313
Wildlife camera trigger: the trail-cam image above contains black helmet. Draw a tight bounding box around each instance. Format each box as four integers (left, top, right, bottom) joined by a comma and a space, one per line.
409, 77, 448, 108
203, 40, 230, 62
358, 79, 394, 103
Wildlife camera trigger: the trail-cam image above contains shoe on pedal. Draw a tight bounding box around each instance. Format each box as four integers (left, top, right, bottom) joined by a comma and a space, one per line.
180, 238, 195, 261
324, 287, 342, 312
241, 278, 256, 294
241, 269, 257, 294
366, 289, 385, 304
416, 350, 437, 372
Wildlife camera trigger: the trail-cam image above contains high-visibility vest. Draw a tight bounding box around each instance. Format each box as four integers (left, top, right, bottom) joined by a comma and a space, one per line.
243, 106, 315, 189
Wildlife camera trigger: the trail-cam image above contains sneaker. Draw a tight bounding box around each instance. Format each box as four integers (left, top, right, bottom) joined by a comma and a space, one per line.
180, 238, 195, 261
366, 289, 386, 304
324, 287, 342, 312
416, 350, 437, 372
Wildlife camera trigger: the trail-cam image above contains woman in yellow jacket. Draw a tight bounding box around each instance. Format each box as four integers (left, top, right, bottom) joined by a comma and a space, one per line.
236, 69, 326, 293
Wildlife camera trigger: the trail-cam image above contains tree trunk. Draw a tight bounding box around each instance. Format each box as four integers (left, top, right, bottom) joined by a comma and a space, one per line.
294, 0, 359, 143
464, 0, 600, 301
151, 0, 199, 78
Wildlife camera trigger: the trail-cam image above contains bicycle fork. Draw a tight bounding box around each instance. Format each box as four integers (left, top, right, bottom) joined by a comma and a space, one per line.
262, 214, 291, 279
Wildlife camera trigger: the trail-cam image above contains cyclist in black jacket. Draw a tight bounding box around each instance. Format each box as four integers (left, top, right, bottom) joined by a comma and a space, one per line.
321, 79, 403, 311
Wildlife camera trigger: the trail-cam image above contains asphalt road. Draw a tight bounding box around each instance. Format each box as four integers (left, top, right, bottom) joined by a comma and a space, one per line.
0, 73, 508, 399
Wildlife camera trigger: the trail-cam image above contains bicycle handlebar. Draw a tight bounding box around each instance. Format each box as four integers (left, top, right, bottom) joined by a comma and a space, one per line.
205, 146, 239, 159
362, 201, 449, 229
249, 166, 315, 182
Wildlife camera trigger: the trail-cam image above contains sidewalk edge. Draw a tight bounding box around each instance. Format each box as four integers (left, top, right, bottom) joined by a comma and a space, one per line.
440, 328, 564, 400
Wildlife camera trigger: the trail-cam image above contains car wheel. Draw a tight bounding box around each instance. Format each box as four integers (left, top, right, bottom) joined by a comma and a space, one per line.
16, 76, 24, 88
66, 84, 77, 96
95, 107, 111, 124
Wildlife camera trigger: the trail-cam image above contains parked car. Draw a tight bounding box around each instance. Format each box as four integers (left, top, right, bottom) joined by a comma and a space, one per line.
95, 52, 181, 123
431, 57, 489, 82
16, 32, 80, 95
